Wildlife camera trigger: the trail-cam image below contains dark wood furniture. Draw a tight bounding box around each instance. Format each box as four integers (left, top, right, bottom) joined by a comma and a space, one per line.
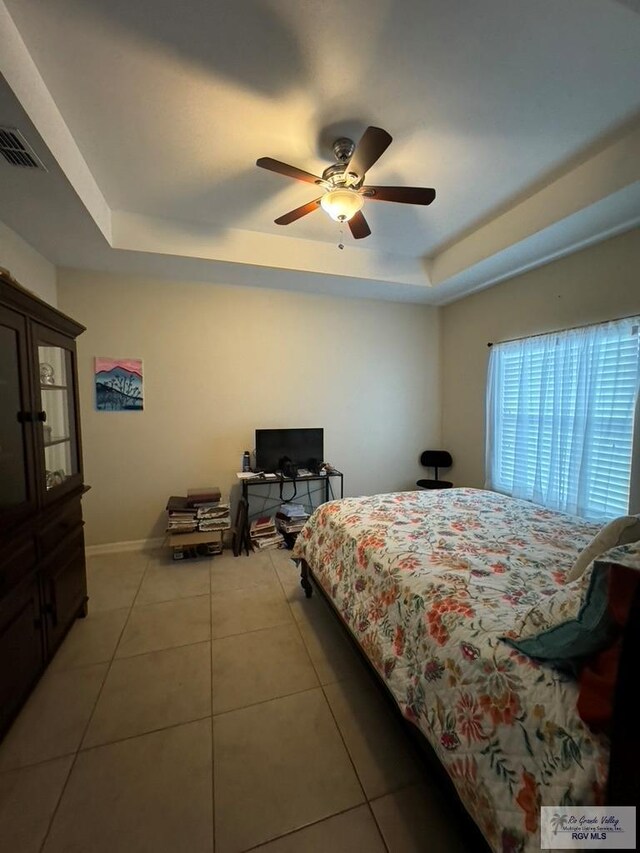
0, 269, 88, 739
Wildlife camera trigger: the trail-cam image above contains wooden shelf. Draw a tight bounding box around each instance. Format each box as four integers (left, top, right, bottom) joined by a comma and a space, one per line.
40, 384, 68, 390
165, 530, 223, 547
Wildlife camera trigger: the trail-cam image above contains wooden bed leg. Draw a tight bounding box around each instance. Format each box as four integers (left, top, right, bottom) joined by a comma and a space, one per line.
300, 560, 313, 598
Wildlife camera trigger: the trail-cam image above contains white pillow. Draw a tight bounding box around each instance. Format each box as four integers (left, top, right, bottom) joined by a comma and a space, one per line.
566, 515, 640, 582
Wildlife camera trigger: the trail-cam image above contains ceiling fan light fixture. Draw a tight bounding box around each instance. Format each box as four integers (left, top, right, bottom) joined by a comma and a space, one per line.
257, 126, 435, 240
320, 188, 364, 222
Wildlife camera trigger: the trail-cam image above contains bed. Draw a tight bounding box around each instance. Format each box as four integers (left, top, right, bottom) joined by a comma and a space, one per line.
292, 487, 637, 852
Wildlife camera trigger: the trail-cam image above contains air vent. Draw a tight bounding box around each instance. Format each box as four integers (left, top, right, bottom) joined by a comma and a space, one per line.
0, 127, 47, 170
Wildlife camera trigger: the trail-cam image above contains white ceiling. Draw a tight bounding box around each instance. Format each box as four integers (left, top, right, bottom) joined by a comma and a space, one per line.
1, 0, 639, 303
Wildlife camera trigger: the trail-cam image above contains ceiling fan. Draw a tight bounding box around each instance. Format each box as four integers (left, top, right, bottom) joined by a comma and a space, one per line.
256, 126, 436, 241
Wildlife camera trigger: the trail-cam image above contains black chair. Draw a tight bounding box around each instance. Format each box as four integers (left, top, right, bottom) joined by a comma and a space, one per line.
416, 450, 453, 489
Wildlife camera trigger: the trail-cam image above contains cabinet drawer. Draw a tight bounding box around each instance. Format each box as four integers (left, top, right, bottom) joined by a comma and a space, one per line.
39, 499, 83, 556
0, 537, 37, 597
0, 575, 44, 736
43, 530, 87, 654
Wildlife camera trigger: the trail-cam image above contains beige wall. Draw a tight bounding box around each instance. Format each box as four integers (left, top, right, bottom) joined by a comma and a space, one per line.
58, 269, 441, 546
441, 227, 640, 489
0, 219, 57, 306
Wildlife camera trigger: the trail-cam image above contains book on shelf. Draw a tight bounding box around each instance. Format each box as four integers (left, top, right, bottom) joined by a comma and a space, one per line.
276, 518, 307, 534
198, 518, 231, 532
166, 495, 190, 512
195, 498, 230, 532
196, 504, 230, 519
251, 529, 278, 540
166, 521, 198, 533
186, 486, 222, 507
168, 515, 197, 525
250, 520, 276, 537
251, 515, 276, 530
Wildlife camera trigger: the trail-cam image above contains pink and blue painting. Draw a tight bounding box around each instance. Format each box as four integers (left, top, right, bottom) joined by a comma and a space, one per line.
94, 357, 143, 411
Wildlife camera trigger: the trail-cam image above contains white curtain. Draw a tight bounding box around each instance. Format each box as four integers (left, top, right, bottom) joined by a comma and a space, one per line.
485, 317, 640, 521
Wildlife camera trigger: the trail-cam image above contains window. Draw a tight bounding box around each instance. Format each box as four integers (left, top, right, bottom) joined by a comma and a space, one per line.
486, 317, 640, 521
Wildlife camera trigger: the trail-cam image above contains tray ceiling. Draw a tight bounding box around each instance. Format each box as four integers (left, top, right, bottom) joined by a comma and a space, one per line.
1, 0, 639, 302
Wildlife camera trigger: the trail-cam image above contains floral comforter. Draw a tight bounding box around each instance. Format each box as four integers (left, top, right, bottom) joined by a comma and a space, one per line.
293, 488, 609, 853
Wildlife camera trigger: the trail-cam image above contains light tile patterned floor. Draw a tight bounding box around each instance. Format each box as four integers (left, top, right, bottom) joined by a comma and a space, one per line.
0, 547, 475, 852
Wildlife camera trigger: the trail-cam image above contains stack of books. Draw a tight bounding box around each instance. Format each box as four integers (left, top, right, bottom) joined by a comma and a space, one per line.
197, 502, 231, 533
275, 503, 309, 535
250, 516, 285, 550
166, 495, 198, 533
166, 489, 230, 536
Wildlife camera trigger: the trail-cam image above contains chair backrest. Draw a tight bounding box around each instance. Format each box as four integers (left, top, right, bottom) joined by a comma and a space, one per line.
420, 450, 452, 470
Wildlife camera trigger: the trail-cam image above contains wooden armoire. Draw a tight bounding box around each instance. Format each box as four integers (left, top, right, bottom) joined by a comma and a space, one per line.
0, 269, 88, 738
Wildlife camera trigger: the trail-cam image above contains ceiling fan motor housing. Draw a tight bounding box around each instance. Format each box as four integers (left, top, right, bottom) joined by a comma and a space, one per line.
325, 138, 362, 187
332, 137, 356, 163
321, 163, 352, 187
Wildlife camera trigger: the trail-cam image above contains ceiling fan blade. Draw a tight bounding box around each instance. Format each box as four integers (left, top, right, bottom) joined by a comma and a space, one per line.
346, 127, 393, 180
257, 157, 322, 185
362, 186, 436, 205
348, 210, 371, 240
274, 198, 322, 225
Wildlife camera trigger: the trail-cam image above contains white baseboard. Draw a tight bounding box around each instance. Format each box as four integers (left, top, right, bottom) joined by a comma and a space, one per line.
85, 537, 165, 557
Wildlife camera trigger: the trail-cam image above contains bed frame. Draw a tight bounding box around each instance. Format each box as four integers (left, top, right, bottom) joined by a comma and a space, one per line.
298, 558, 640, 832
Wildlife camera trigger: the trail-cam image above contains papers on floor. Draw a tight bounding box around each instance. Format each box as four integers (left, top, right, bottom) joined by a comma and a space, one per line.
278, 503, 308, 518
275, 503, 309, 534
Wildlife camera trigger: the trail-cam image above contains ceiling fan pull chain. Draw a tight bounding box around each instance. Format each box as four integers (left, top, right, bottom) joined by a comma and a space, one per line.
338, 220, 345, 250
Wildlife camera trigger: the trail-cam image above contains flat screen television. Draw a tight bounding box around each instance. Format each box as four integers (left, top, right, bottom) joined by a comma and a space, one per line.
255, 428, 324, 473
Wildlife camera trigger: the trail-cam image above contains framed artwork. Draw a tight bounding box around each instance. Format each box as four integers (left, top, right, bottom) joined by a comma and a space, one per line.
94, 357, 144, 411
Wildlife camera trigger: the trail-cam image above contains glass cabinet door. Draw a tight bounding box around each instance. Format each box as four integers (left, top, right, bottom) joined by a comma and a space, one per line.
0, 307, 35, 517
36, 338, 80, 496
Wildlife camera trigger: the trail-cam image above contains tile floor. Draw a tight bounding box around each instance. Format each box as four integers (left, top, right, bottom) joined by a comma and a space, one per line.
0, 547, 477, 852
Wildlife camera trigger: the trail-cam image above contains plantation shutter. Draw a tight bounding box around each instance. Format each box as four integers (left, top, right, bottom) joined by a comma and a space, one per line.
486, 317, 640, 521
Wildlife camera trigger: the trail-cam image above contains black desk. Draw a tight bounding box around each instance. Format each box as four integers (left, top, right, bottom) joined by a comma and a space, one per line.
240, 471, 343, 547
